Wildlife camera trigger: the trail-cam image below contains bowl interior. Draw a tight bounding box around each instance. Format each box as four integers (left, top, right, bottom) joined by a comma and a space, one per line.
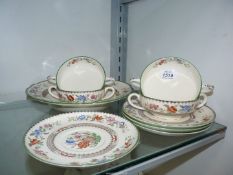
56, 56, 106, 91
141, 57, 202, 101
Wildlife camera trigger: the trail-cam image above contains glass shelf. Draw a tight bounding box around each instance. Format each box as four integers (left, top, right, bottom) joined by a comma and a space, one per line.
0, 100, 226, 175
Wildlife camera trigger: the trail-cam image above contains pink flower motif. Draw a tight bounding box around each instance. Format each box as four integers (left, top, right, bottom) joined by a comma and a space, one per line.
91, 94, 97, 99
149, 104, 159, 110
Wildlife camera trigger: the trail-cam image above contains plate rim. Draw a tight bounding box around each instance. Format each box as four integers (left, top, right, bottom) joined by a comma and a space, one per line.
122, 112, 211, 133
25, 80, 132, 107
122, 102, 216, 129
24, 111, 140, 168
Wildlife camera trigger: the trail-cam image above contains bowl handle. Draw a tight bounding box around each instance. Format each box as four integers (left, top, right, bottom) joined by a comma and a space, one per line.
130, 78, 140, 90
201, 84, 214, 96
127, 93, 145, 110
105, 77, 115, 86
196, 93, 208, 109
102, 87, 115, 100
47, 75, 56, 85
48, 86, 60, 99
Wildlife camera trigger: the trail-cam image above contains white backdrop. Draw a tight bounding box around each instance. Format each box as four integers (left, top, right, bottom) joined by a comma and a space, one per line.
127, 0, 233, 174
0, 0, 111, 103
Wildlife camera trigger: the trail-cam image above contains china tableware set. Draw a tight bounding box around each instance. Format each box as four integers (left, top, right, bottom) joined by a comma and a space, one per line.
124, 56, 215, 136
47, 57, 116, 104
25, 56, 138, 171
26, 56, 132, 112
25, 56, 215, 171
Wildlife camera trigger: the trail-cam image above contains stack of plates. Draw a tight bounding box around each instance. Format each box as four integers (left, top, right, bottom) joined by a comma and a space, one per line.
122, 102, 215, 136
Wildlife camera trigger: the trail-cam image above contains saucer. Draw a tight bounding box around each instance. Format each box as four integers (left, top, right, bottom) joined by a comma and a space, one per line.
126, 119, 212, 136
26, 80, 132, 111
122, 112, 211, 133
122, 102, 215, 129
24, 112, 139, 168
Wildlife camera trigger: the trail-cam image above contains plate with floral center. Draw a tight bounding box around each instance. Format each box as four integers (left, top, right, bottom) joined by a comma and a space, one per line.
24, 112, 139, 168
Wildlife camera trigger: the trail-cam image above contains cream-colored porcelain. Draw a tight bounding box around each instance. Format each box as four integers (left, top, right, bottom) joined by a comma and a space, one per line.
51, 104, 110, 112
130, 78, 214, 97
137, 57, 202, 101
48, 86, 115, 103
56, 56, 111, 91
47, 75, 115, 87
26, 80, 132, 112
201, 84, 214, 96
129, 78, 141, 91
26, 80, 132, 110
24, 112, 139, 168
128, 93, 207, 115
123, 101, 215, 128
122, 112, 212, 134
127, 119, 212, 136
47, 75, 57, 85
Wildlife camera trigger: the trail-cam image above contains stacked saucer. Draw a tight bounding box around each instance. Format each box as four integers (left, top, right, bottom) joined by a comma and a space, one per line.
122, 102, 215, 136
26, 56, 132, 112
125, 57, 215, 136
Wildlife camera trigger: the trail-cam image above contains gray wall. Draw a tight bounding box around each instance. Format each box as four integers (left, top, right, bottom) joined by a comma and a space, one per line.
0, 0, 111, 103
127, 0, 233, 174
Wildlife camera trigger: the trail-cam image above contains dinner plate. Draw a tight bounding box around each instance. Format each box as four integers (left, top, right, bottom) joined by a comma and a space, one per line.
122, 102, 215, 129
26, 80, 132, 111
24, 112, 139, 168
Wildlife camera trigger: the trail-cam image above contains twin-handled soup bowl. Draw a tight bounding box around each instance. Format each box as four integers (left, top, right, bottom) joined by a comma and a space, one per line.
48, 86, 115, 103
128, 93, 207, 115
130, 79, 214, 97
47, 75, 115, 87
55, 56, 115, 91
134, 57, 202, 101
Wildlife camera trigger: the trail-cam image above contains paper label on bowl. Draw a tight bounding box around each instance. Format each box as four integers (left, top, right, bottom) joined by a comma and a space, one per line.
161, 70, 175, 79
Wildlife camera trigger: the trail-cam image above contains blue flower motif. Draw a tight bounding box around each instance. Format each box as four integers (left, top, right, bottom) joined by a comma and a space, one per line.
33, 129, 41, 138
78, 115, 86, 120
66, 138, 75, 145
180, 105, 192, 112
77, 95, 86, 103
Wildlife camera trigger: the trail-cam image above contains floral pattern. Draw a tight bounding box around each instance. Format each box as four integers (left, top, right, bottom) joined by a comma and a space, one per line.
57, 93, 100, 103
180, 105, 193, 113
67, 57, 97, 67
145, 102, 196, 114
46, 123, 118, 159
65, 131, 101, 149
123, 102, 215, 128
83, 136, 134, 165
166, 105, 178, 113
25, 112, 139, 167
153, 57, 191, 68
139, 93, 202, 115
26, 80, 132, 106
28, 123, 57, 160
